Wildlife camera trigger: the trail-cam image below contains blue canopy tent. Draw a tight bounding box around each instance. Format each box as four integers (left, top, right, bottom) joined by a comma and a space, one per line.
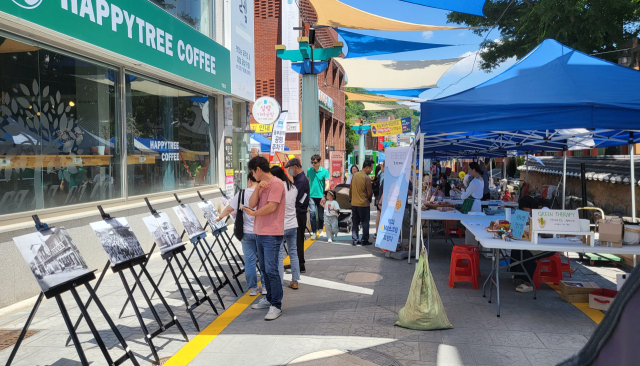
250, 133, 289, 153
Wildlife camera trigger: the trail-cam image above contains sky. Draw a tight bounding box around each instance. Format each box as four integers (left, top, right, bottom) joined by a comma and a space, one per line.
337, 0, 518, 101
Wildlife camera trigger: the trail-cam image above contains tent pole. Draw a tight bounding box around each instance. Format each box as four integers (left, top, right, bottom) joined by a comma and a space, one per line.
562, 150, 567, 210
525, 154, 529, 183
630, 133, 636, 223
489, 159, 493, 188
416, 134, 425, 261
407, 137, 419, 264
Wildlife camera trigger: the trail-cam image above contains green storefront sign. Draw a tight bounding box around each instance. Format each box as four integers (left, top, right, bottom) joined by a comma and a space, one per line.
3, 0, 231, 93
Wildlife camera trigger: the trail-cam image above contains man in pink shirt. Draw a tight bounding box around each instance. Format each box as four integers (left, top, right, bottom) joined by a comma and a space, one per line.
245, 156, 286, 320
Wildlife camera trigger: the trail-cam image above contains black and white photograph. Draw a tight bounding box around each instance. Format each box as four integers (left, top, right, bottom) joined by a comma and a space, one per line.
90, 218, 146, 266
172, 204, 206, 239
198, 201, 227, 232
142, 212, 184, 254
13, 227, 90, 292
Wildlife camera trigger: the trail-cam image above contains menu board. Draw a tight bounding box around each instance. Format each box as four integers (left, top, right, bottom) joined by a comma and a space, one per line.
532, 209, 580, 232
510, 210, 530, 239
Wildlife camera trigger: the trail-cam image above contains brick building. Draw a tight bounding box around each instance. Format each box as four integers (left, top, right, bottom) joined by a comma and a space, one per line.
252, 0, 346, 165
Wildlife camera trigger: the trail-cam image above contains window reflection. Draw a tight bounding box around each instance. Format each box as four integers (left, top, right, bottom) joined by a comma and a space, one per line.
150, 0, 213, 39
126, 74, 212, 197
0, 37, 120, 215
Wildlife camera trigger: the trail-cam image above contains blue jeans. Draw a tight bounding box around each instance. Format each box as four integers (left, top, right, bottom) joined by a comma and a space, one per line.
256, 235, 284, 309
309, 197, 324, 233
240, 233, 261, 290
279, 228, 300, 283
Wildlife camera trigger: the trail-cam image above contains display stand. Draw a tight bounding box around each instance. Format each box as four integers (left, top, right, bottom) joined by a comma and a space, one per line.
66, 207, 188, 365
6, 216, 139, 366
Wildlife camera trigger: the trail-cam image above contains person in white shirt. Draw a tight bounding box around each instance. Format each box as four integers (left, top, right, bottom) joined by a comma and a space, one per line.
216, 173, 265, 296
323, 190, 340, 242
346, 165, 359, 185
452, 162, 484, 212
270, 166, 301, 290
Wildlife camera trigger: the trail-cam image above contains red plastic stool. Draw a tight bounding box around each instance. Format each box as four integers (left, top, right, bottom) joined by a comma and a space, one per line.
453, 244, 481, 277
532, 253, 564, 289
560, 252, 572, 278
445, 221, 464, 238
449, 247, 479, 290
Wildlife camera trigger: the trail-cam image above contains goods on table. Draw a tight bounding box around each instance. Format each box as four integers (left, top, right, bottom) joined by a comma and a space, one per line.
598, 218, 624, 248
437, 207, 454, 212
487, 220, 511, 231
422, 201, 454, 211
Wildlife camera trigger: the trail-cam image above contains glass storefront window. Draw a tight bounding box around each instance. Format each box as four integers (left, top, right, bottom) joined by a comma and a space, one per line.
150, 0, 213, 39
126, 73, 213, 197
0, 36, 121, 215
231, 101, 249, 190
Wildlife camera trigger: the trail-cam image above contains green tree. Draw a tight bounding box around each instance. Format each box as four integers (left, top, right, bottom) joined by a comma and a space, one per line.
447, 0, 640, 71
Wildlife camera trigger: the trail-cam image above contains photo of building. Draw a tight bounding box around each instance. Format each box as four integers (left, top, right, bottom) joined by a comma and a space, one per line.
90, 218, 146, 266
173, 204, 206, 239
13, 227, 90, 292
198, 201, 227, 232
142, 213, 183, 254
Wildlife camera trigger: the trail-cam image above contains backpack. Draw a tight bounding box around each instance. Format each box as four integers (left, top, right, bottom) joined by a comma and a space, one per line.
234, 190, 245, 241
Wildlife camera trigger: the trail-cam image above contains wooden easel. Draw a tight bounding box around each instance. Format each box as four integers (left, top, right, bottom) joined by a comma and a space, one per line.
6, 216, 139, 366
65, 206, 188, 365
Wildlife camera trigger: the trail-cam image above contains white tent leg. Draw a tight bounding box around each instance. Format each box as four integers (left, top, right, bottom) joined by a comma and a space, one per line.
407, 140, 419, 264
562, 150, 567, 210
525, 153, 529, 183
490, 159, 493, 188
631, 142, 636, 223
416, 134, 425, 261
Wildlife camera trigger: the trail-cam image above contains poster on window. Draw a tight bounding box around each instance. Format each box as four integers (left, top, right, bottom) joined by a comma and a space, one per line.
224, 96, 234, 126
90, 218, 146, 267
329, 151, 345, 189
375, 146, 413, 252
142, 213, 184, 254
173, 204, 206, 240
281, 0, 300, 124
13, 227, 90, 292
224, 136, 234, 196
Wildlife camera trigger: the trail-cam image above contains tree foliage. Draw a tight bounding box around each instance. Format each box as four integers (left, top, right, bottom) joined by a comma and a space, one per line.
345, 87, 420, 135
447, 0, 640, 71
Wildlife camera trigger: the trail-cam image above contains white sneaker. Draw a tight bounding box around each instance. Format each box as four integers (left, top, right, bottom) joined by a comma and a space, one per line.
264, 306, 282, 320
328, 238, 333, 243
249, 287, 261, 296
251, 297, 271, 310
261, 286, 268, 295
312, 233, 318, 239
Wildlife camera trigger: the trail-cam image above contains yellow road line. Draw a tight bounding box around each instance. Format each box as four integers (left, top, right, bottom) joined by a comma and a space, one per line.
283, 236, 316, 266
165, 236, 316, 366
547, 283, 604, 324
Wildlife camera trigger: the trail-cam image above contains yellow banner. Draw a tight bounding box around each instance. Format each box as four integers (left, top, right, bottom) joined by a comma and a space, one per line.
371, 119, 403, 137
225, 169, 234, 176
251, 124, 273, 133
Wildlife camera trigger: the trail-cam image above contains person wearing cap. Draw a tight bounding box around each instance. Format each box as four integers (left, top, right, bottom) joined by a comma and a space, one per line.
323, 190, 340, 242
285, 158, 310, 273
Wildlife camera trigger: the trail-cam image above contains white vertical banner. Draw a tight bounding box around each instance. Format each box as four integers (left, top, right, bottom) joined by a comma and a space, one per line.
270, 112, 288, 158
230, 0, 255, 101
281, 0, 300, 123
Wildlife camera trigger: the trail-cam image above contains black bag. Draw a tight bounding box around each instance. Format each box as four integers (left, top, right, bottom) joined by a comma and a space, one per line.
372, 174, 381, 197
234, 189, 245, 241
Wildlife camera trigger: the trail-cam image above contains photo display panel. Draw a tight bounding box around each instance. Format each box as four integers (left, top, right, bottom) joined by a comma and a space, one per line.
142, 212, 184, 254
90, 218, 146, 266
173, 204, 206, 239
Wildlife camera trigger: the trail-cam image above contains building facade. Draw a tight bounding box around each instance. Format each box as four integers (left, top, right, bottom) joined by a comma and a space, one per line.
251, 0, 346, 167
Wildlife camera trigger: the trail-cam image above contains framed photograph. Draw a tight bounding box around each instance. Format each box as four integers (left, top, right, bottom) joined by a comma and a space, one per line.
90, 218, 146, 266
172, 204, 206, 239
13, 227, 90, 292
198, 201, 227, 232
142, 212, 184, 254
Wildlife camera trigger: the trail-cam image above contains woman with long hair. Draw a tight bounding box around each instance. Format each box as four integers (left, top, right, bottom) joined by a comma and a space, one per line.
270, 166, 301, 289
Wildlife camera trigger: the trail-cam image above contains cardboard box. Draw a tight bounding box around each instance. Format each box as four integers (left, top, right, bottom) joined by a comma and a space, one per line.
589, 289, 617, 311
598, 219, 624, 247
559, 281, 600, 303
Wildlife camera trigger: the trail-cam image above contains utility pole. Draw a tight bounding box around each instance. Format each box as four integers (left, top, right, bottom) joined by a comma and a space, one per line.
276, 27, 343, 172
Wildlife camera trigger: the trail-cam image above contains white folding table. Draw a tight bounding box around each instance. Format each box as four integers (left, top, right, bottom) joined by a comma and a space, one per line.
462, 220, 640, 317
420, 210, 506, 252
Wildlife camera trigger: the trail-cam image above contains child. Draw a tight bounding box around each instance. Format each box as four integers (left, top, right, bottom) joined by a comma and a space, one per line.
324, 190, 340, 242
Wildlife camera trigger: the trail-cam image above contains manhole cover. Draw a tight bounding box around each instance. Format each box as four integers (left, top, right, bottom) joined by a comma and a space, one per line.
340, 272, 383, 283
0, 329, 40, 352
288, 349, 402, 366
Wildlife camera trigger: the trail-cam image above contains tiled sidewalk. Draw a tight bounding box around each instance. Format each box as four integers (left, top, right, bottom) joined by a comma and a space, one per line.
0, 216, 613, 366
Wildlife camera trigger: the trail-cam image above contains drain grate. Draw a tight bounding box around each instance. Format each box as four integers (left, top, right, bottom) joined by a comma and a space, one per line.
0, 329, 40, 352
338, 271, 384, 283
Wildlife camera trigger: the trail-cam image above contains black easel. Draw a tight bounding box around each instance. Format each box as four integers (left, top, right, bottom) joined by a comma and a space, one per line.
6, 216, 139, 366
145, 199, 218, 331
66, 206, 188, 365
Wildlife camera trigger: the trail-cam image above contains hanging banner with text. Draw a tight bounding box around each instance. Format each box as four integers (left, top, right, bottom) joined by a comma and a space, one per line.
371, 119, 403, 137
269, 112, 288, 159
230, 0, 255, 100
376, 146, 413, 251
401, 117, 411, 133
1, 0, 231, 93
281, 0, 299, 124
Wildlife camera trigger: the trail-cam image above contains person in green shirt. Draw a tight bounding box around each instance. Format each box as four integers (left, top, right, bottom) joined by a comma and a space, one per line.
307, 154, 330, 238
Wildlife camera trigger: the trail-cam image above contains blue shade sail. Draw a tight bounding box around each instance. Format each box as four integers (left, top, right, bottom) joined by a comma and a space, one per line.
401, 0, 487, 17
361, 88, 430, 98
336, 29, 452, 58
419, 39, 640, 134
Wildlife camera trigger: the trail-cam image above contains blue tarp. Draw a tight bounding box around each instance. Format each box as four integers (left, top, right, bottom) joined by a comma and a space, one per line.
401, 0, 486, 17
361, 88, 430, 98
336, 29, 451, 59
419, 39, 640, 134
250, 133, 289, 153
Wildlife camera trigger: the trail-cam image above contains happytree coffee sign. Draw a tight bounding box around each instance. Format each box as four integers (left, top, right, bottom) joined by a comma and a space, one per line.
252, 96, 280, 124
532, 209, 580, 232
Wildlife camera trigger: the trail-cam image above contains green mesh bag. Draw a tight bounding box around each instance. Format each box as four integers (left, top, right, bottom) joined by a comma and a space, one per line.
396, 252, 453, 330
